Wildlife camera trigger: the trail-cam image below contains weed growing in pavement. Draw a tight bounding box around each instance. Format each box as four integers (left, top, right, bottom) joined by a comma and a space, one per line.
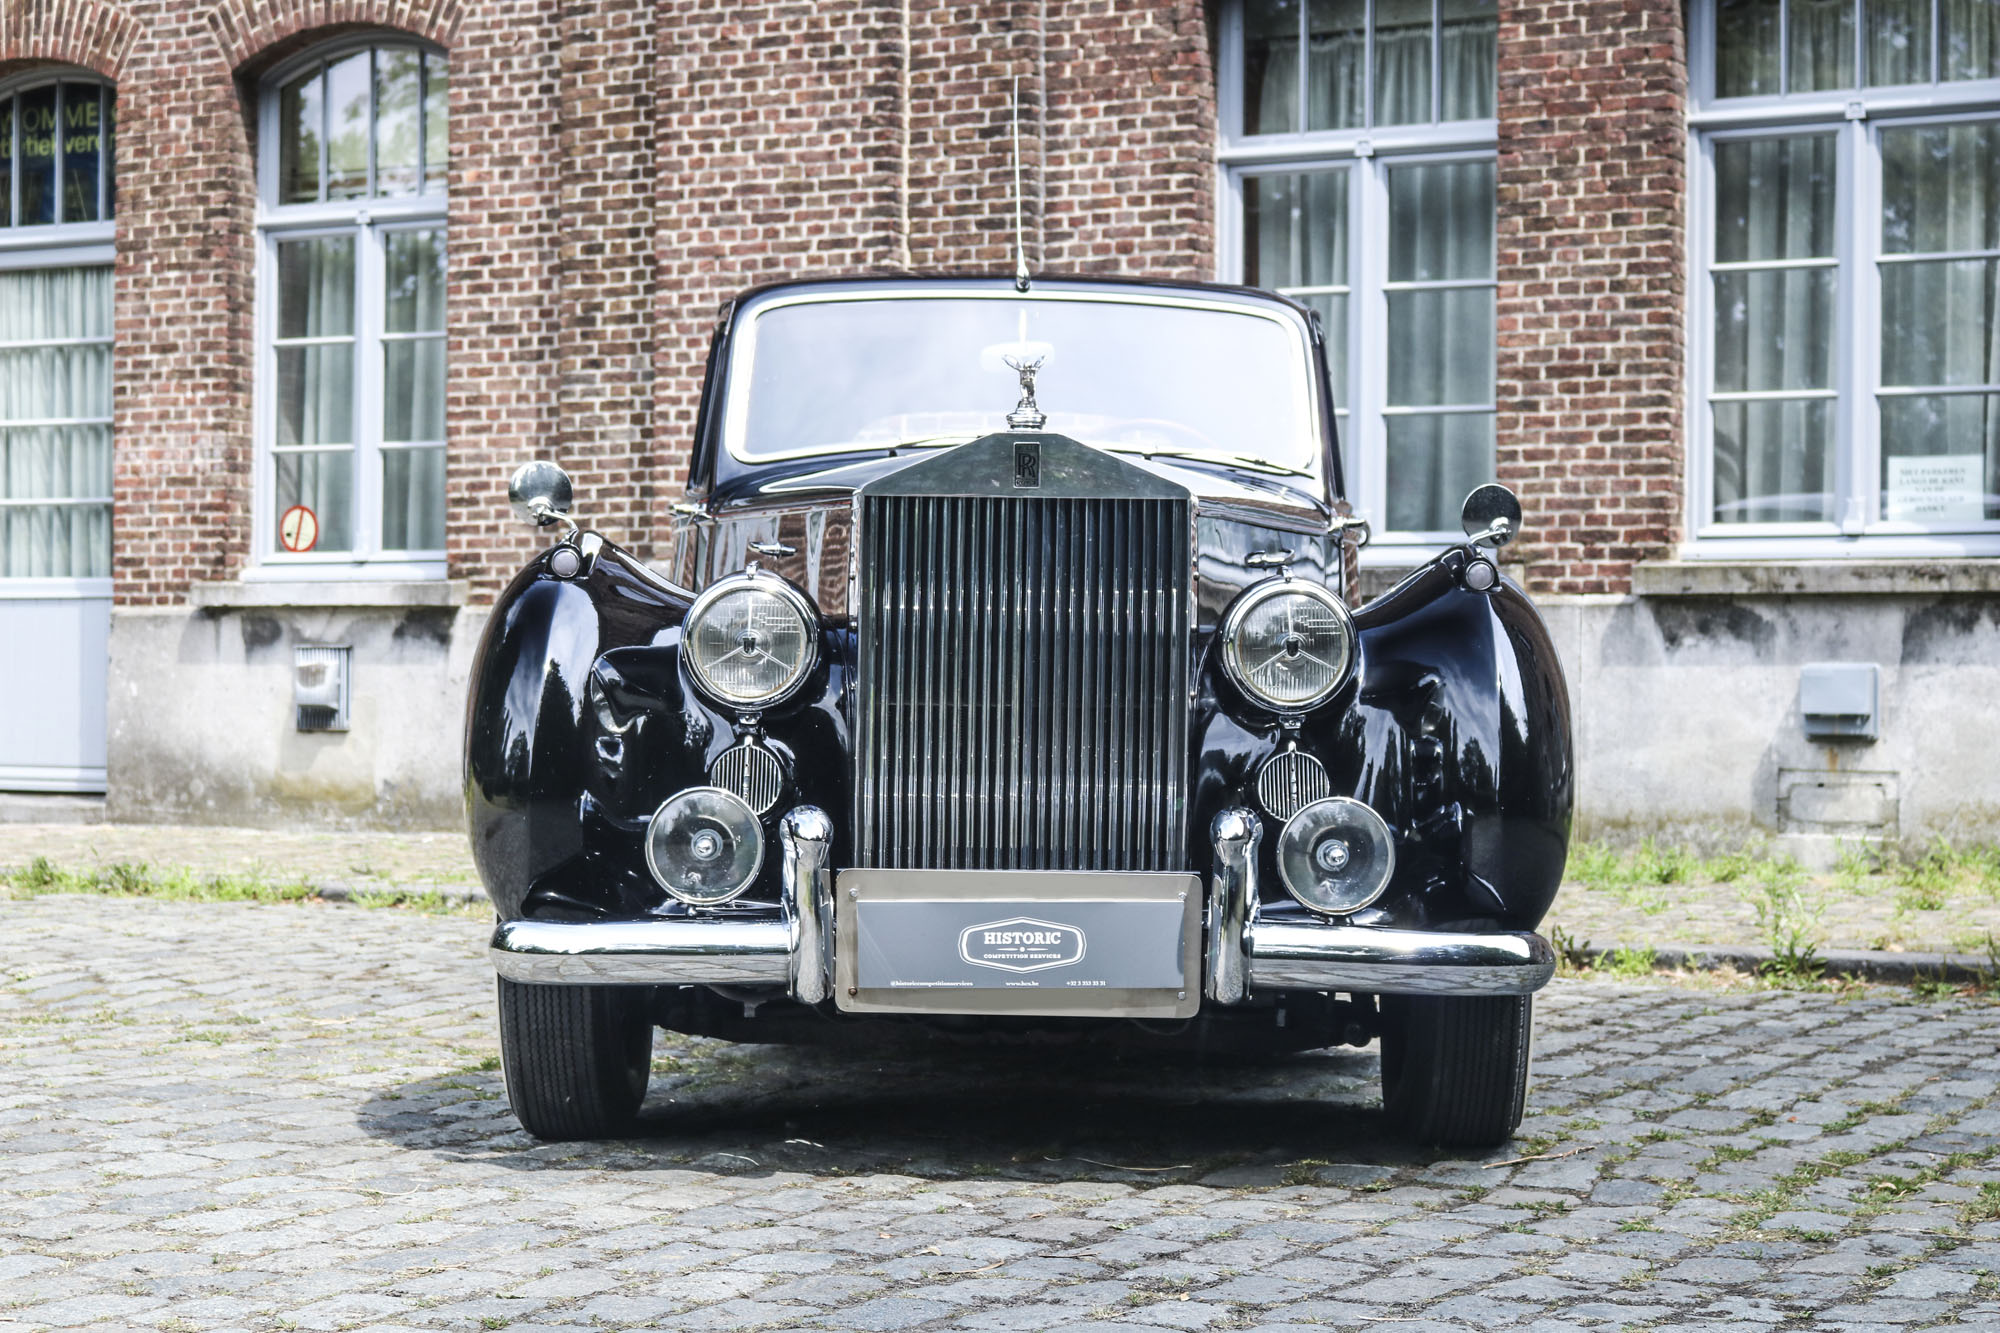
1600, 945, 1658, 980
1549, 925, 1594, 974
0, 855, 476, 915
1748, 856, 1826, 984
1833, 840, 1881, 895
1965, 1182, 2000, 1226
2, 855, 314, 904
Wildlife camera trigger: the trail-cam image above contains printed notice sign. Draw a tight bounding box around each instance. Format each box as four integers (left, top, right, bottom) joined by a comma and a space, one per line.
1885, 454, 1984, 524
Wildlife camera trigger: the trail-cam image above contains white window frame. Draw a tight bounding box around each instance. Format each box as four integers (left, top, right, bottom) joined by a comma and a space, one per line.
253, 37, 447, 581
0, 69, 116, 600
1215, 0, 1498, 566
1686, 0, 2000, 559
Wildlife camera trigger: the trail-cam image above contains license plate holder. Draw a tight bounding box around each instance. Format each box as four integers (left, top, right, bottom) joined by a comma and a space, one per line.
833, 869, 1202, 1018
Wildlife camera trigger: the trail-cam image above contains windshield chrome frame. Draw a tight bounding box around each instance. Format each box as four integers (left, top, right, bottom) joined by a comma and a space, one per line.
720, 283, 1327, 482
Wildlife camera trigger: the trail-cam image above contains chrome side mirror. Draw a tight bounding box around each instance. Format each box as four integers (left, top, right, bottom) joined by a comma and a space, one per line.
509, 461, 575, 529
1460, 483, 1522, 549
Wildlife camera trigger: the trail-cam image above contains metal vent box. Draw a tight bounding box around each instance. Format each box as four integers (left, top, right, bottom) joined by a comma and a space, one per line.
294, 645, 351, 733
1799, 662, 1878, 741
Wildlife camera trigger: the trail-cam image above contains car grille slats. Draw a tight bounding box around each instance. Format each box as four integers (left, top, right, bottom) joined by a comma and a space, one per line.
856, 492, 1191, 872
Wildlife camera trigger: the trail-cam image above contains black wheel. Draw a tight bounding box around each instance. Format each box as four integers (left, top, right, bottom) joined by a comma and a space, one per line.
1379, 994, 1532, 1148
497, 978, 653, 1140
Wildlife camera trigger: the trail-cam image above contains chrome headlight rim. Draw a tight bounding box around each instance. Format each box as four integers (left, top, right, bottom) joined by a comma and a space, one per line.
682, 570, 821, 711
1218, 577, 1357, 715
643, 785, 766, 907
1276, 795, 1397, 917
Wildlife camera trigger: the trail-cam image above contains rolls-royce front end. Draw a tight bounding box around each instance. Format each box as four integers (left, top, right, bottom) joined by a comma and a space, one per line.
466, 276, 1572, 1146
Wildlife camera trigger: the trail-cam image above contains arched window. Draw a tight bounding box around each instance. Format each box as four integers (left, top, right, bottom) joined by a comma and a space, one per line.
257, 39, 447, 570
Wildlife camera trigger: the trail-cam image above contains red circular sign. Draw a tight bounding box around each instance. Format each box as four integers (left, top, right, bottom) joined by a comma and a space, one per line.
279, 504, 319, 553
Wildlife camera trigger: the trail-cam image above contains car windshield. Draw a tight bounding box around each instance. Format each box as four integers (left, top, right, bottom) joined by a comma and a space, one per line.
728, 293, 1320, 473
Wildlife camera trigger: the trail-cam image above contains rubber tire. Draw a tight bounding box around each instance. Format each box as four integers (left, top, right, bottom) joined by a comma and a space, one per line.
1379, 994, 1533, 1148
497, 978, 653, 1140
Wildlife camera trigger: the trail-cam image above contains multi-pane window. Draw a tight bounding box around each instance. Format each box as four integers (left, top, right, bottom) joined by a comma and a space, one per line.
1224, 0, 1497, 542
1694, 0, 2000, 548
0, 79, 114, 228
0, 75, 114, 582
259, 42, 447, 568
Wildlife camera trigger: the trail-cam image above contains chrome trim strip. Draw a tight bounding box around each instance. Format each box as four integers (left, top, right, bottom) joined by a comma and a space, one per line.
1206, 807, 1260, 1005
782, 806, 835, 1005
489, 918, 790, 986
1248, 924, 1556, 997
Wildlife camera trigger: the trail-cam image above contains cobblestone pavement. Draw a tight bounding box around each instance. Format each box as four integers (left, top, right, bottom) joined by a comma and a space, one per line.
1542, 880, 2000, 962
6, 823, 1998, 956
4, 897, 2000, 1331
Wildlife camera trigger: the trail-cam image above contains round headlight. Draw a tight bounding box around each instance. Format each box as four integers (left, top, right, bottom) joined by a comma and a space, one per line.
1276, 796, 1396, 916
684, 572, 818, 709
645, 786, 764, 906
1219, 579, 1356, 712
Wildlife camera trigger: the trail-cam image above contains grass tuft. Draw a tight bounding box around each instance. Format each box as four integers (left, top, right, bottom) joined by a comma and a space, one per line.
0, 855, 476, 915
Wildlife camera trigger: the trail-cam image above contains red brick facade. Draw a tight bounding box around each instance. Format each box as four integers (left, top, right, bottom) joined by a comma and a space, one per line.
1494, 0, 1686, 595
3, 0, 1683, 603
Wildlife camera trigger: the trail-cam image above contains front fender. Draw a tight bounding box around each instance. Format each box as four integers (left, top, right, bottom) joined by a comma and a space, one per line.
1344, 552, 1573, 929
1191, 549, 1572, 932
463, 541, 695, 920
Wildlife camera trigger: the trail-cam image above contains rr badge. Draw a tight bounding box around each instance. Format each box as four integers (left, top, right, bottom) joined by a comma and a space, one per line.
1013, 439, 1041, 489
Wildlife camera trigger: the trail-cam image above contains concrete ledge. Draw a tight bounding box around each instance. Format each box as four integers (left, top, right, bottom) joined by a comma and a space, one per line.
1633, 559, 2000, 598
0, 794, 106, 825
187, 579, 470, 610
1585, 941, 1996, 986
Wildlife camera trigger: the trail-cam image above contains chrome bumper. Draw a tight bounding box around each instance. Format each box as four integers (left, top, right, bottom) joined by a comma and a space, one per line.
490, 807, 835, 1002
1206, 806, 1555, 1000
489, 802, 1555, 1004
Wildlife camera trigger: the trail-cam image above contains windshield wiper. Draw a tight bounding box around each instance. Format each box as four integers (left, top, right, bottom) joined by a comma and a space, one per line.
1100, 445, 1313, 479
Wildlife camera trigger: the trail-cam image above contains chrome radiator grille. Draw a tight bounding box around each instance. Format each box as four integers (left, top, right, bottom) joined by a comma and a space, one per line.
854, 493, 1192, 871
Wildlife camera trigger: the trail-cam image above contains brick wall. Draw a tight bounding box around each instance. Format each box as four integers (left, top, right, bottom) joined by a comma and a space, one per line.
23, 0, 1217, 602
633, 1, 1220, 588
1493, 0, 1688, 595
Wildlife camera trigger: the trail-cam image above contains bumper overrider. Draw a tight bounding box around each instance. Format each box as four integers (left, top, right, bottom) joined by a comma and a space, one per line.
489, 805, 1555, 1005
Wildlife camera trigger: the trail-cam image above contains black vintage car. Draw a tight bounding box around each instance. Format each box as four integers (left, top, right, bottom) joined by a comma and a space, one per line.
465, 275, 1572, 1147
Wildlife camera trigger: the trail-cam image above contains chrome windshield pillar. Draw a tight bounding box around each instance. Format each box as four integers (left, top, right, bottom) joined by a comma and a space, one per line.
781, 805, 835, 1005
1206, 807, 1260, 1005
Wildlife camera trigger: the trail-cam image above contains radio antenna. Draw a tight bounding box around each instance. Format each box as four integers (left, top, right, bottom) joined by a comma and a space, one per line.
1012, 74, 1030, 292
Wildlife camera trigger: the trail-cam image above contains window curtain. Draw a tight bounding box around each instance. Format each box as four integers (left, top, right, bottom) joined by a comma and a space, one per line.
1253, 0, 1494, 131
1878, 122, 2000, 520
1789, 0, 1855, 91
1440, 4, 1496, 119
274, 236, 355, 551
0, 268, 112, 579
1711, 135, 1838, 523
1942, 0, 2000, 81
1384, 161, 1495, 530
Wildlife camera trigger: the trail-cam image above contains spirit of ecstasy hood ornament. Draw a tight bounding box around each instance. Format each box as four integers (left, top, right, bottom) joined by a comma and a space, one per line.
1003, 354, 1047, 431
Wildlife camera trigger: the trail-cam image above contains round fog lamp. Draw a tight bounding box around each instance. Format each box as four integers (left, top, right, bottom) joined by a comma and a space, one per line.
1277, 796, 1396, 916
644, 786, 764, 906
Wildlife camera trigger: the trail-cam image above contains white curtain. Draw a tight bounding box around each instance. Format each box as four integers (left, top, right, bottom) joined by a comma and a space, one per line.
1877, 122, 2000, 518
1384, 161, 1494, 530
380, 227, 445, 552
0, 268, 111, 579
1868, 0, 1929, 85
1789, 0, 1854, 91
1710, 135, 1838, 523
1253, 0, 1494, 131
1942, 0, 2000, 81
273, 236, 355, 551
